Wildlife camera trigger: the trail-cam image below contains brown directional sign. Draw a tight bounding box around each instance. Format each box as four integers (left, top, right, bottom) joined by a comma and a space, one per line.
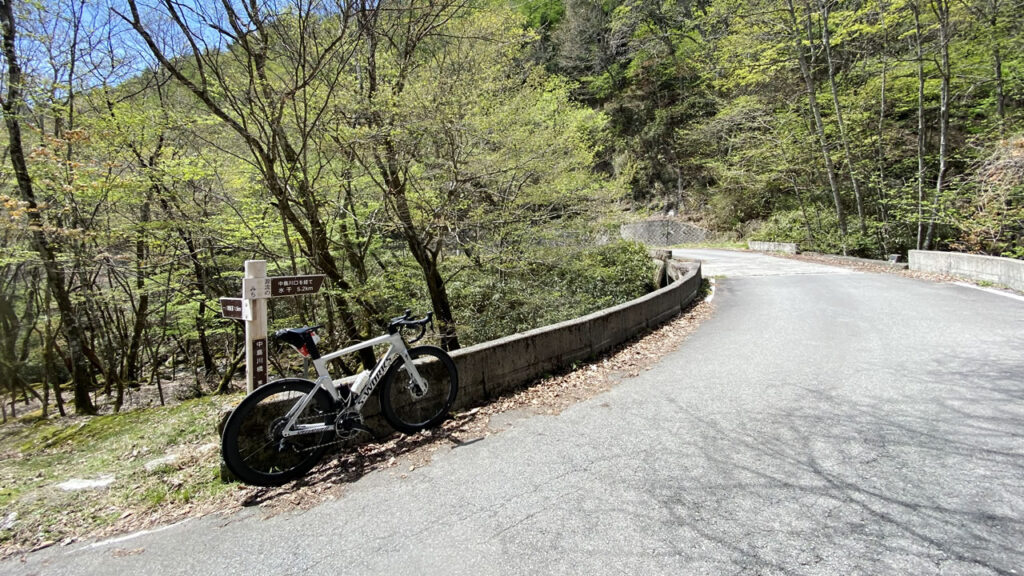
269, 275, 325, 297
220, 297, 244, 320
252, 338, 268, 388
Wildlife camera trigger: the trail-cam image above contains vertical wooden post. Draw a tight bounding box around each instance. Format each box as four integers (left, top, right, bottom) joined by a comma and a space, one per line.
244, 260, 268, 393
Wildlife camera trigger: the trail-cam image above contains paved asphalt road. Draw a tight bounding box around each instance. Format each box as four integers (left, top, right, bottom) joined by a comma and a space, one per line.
6, 250, 1023, 575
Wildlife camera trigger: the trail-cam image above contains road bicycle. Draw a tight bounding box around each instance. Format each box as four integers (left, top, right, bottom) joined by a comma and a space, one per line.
221, 311, 458, 486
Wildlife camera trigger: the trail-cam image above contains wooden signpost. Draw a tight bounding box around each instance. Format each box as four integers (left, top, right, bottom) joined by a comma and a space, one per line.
220, 260, 325, 393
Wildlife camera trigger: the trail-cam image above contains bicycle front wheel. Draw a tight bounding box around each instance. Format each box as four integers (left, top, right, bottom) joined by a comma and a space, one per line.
380, 346, 459, 434
221, 378, 335, 487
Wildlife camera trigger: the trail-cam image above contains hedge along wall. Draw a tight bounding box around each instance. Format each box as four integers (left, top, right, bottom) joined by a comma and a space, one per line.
447, 255, 702, 408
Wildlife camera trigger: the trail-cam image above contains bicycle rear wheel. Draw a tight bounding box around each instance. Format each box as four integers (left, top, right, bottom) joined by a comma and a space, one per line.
380, 346, 459, 434
221, 379, 335, 487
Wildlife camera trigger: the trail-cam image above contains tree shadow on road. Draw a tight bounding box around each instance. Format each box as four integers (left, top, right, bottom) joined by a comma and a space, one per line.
636, 353, 1024, 575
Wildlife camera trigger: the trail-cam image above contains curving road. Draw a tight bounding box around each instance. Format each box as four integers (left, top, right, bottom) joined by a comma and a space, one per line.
7, 249, 1024, 575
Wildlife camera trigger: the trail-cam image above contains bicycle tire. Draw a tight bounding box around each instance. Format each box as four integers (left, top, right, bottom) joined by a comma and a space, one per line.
380, 346, 459, 434
221, 378, 335, 487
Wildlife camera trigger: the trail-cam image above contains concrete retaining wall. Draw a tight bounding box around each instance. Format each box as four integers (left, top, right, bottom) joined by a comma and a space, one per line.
448, 258, 702, 407
621, 220, 708, 246
909, 250, 1024, 292
748, 241, 798, 254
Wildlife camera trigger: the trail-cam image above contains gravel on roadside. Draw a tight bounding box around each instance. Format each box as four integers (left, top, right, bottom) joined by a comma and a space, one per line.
778, 252, 1023, 295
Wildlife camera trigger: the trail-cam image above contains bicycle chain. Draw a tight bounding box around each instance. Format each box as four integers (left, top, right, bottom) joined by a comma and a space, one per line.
286, 409, 366, 453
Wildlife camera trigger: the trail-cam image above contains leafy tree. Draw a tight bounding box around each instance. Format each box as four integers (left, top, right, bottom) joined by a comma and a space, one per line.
0, 0, 98, 414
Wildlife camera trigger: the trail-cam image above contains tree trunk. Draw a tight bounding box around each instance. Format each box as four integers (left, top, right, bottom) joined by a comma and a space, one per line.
912, 2, 927, 250
819, 0, 866, 236
0, 0, 96, 415
41, 288, 66, 417
788, 0, 848, 251
991, 3, 1005, 138
0, 291, 18, 419
875, 0, 891, 254
216, 347, 246, 394
121, 196, 151, 411
386, 172, 461, 351
924, 0, 951, 250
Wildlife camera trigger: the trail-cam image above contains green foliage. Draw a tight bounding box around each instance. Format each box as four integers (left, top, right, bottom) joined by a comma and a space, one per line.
519, 0, 566, 29
4, 0, 1023, 433
751, 209, 894, 258
948, 136, 1024, 257
750, 211, 812, 245
449, 240, 655, 344
659, 0, 1024, 257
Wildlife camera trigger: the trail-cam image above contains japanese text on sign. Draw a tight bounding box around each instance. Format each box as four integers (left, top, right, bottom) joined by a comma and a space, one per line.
242, 275, 325, 299
270, 275, 325, 297
219, 297, 244, 320
252, 338, 268, 388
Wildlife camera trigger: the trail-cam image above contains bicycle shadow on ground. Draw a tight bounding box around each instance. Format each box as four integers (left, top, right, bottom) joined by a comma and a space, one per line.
236, 408, 485, 508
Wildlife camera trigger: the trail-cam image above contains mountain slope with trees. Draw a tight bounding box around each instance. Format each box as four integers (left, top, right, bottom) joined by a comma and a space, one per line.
0, 0, 1021, 422
0, 0, 647, 419
525, 0, 1022, 257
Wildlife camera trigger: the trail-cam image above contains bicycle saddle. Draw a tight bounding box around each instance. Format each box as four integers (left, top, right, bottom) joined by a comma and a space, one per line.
273, 325, 323, 357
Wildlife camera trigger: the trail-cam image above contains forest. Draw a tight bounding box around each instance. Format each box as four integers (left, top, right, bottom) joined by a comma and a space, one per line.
1, 0, 1021, 420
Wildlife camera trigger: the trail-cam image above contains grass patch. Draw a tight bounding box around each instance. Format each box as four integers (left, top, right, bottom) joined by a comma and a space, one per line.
0, 394, 241, 555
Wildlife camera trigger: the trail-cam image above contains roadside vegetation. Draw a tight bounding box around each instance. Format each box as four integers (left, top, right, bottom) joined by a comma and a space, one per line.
0, 0, 655, 422
525, 0, 1023, 259
0, 0, 1021, 554
0, 395, 234, 555
1, 291, 711, 559
2, 0, 1021, 420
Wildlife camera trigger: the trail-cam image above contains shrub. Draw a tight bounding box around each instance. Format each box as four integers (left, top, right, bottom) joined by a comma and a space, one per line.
447, 240, 655, 344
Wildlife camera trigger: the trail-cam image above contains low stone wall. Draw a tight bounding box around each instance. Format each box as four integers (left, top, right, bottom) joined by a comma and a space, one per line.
748, 241, 798, 254
909, 250, 1024, 292
621, 220, 708, 246
448, 257, 702, 407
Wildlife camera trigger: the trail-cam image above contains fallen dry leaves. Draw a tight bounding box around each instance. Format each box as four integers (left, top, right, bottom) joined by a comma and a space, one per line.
221, 295, 715, 516
6, 295, 715, 558
780, 251, 1023, 292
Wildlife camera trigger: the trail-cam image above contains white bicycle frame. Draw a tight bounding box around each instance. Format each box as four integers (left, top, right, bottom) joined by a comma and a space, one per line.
279, 331, 428, 438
